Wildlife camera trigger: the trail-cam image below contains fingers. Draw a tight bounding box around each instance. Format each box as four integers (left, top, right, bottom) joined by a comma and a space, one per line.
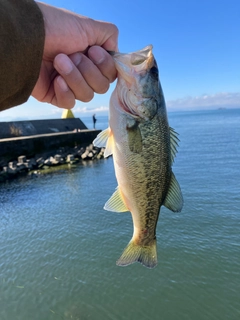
88, 46, 117, 83
53, 76, 76, 109
53, 48, 116, 108
69, 52, 110, 95
54, 53, 94, 103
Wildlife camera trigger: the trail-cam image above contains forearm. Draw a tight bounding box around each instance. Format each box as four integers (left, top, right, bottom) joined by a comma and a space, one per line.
0, 0, 45, 111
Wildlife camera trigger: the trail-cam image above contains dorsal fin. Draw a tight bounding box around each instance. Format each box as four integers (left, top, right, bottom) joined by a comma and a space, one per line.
170, 127, 180, 165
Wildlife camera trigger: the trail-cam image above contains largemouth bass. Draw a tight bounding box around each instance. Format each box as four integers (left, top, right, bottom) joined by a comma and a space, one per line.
94, 45, 183, 268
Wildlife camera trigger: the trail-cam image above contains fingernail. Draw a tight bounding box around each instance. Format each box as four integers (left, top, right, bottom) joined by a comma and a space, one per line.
89, 47, 105, 64
70, 52, 82, 66
57, 76, 68, 92
56, 55, 73, 75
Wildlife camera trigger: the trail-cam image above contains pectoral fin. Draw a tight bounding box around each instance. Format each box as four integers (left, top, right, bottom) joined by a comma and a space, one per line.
93, 127, 114, 157
163, 172, 183, 212
127, 119, 142, 153
104, 187, 129, 212
93, 128, 109, 148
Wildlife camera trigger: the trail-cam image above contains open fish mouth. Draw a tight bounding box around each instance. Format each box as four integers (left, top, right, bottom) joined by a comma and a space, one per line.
112, 45, 153, 77
130, 45, 153, 65
112, 45, 153, 61
111, 45, 157, 120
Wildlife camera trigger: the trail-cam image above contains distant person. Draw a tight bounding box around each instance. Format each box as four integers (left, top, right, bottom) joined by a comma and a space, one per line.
92, 114, 97, 129
0, 1, 118, 112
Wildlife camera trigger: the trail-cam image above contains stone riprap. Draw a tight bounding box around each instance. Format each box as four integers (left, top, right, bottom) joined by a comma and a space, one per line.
0, 144, 105, 182
0, 130, 101, 167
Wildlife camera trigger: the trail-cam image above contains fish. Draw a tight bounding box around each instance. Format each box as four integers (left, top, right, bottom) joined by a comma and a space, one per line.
93, 45, 183, 268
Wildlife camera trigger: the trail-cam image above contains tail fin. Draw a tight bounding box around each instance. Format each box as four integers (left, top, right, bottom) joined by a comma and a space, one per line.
116, 239, 157, 269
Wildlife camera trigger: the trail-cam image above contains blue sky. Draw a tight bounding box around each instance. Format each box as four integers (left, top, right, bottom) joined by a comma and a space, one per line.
1, 0, 239, 120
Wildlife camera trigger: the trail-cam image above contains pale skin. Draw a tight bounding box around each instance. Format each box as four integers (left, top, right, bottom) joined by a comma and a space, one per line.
32, 2, 119, 109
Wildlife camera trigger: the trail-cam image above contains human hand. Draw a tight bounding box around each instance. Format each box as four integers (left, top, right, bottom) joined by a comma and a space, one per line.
32, 2, 118, 109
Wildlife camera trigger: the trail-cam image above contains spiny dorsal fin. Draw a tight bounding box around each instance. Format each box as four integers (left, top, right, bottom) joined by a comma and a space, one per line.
170, 127, 180, 164
163, 172, 183, 212
93, 127, 113, 158
104, 187, 129, 212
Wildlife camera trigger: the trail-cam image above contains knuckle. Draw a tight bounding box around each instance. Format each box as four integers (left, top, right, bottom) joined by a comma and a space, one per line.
110, 23, 119, 35
114, 25, 119, 36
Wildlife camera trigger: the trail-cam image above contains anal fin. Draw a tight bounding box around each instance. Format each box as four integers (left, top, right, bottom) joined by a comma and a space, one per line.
104, 187, 128, 212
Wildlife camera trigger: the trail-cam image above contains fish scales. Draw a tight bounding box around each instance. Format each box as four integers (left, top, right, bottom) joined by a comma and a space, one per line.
94, 45, 183, 268
123, 117, 170, 241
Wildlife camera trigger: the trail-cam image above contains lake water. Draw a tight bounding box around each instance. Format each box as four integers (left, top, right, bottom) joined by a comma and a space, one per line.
0, 109, 240, 320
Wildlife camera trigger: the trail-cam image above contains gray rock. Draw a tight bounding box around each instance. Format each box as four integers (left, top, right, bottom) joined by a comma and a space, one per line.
66, 154, 75, 163
44, 158, 52, 166
88, 144, 94, 151
18, 155, 27, 164
16, 163, 27, 172
88, 152, 94, 159
24, 159, 36, 170
36, 157, 45, 168
8, 161, 17, 169
81, 150, 89, 159
7, 166, 18, 174
76, 147, 85, 158
54, 154, 62, 162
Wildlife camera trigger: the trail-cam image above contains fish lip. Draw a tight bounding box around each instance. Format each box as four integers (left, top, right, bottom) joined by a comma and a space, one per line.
112, 45, 153, 59
113, 45, 153, 75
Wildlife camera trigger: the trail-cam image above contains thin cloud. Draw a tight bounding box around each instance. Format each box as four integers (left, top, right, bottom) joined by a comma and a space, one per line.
167, 92, 240, 111
74, 106, 109, 114
50, 105, 109, 116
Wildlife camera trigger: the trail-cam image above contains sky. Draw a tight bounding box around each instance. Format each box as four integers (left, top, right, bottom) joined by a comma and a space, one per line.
1, 0, 239, 121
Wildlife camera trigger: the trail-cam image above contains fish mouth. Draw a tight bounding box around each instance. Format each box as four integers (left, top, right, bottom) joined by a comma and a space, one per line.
130, 45, 153, 66
113, 45, 154, 78
112, 45, 157, 120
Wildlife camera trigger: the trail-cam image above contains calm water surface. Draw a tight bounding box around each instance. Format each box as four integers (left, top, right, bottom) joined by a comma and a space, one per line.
0, 109, 240, 320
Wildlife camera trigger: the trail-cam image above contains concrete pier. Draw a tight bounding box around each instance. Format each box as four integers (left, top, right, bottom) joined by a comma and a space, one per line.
0, 118, 101, 167
0, 118, 87, 139
0, 130, 101, 167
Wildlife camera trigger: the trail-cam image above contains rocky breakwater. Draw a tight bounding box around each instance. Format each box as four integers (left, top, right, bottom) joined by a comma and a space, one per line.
0, 144, 105, 183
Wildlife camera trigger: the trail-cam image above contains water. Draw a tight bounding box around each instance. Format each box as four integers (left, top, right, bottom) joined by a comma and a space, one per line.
0, 109, 240, 320
81, 115, 109, 130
